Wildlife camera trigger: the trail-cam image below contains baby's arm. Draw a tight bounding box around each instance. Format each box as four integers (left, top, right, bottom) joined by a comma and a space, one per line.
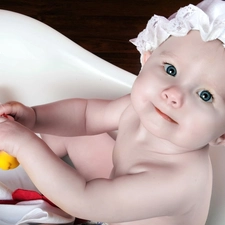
0, 113, 199, 223
0, 94, 131, 137
15, 139, 190, 223
32, 96, 129, 136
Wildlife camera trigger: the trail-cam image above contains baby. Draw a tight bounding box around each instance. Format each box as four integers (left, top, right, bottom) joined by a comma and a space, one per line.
0, 0, 225, 225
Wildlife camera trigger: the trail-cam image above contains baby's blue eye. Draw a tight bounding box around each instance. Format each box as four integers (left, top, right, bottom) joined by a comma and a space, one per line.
198, 90, 213, 102
164, 63, 177, 77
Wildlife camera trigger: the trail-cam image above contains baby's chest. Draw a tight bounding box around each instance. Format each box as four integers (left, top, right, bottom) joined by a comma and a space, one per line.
112, 146, 142, 177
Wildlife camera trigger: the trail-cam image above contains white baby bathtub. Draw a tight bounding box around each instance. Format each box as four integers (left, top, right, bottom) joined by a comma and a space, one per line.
0, 10, 222, 225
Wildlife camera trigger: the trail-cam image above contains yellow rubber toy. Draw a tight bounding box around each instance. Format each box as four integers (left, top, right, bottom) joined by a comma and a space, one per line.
0, 151, 19, 170
0, 114, 20, 170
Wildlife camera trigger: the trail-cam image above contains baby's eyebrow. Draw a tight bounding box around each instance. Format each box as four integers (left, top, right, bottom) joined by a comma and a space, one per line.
160, 51, 180, 61
159, 51, 179, 61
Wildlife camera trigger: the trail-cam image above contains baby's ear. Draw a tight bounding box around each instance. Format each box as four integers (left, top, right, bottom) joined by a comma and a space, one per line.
209, 134, 225, 146
140, 51, 152, 67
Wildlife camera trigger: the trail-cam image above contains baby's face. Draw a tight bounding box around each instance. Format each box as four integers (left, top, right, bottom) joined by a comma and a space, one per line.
131, 31, 225, 150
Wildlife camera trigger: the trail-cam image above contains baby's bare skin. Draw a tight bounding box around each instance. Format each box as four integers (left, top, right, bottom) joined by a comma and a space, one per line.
109, 104, 212, 225
41, 102, 212, 225
42, 102, 212, 225
0, 31, 224, 225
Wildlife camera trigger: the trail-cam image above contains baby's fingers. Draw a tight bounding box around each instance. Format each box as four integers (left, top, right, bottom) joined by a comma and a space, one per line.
0, 102, 16, 118
0, 101, 27, 122
0, 116, 8, 123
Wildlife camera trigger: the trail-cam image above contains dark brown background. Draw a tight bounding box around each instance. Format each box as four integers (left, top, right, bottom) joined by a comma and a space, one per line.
0, 0, 199, 75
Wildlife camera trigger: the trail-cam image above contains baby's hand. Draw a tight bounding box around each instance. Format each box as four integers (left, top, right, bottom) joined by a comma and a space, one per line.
0, 101, 35, 129
0, 115, 37, 164
0, 114, 19, 170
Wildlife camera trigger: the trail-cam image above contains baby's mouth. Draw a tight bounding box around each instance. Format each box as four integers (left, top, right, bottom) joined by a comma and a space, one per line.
154, 107, 177, 124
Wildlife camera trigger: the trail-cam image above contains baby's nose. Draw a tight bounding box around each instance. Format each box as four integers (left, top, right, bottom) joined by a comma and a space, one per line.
161, 87, 183, 108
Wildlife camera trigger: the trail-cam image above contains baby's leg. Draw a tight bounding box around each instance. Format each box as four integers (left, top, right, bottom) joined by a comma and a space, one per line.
41, 133, 114, 181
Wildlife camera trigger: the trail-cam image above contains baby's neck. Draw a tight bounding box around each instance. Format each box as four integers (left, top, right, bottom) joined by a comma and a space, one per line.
136, 123, 209, 155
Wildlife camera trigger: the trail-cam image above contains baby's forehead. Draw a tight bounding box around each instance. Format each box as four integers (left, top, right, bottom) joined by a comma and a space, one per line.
155, 31, 225, 60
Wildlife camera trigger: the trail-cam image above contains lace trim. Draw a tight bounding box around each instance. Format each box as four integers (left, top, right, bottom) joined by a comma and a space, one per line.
130, 3, 225, 54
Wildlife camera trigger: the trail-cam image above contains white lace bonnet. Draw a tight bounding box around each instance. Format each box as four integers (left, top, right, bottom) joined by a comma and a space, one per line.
130, 0, 225, 55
